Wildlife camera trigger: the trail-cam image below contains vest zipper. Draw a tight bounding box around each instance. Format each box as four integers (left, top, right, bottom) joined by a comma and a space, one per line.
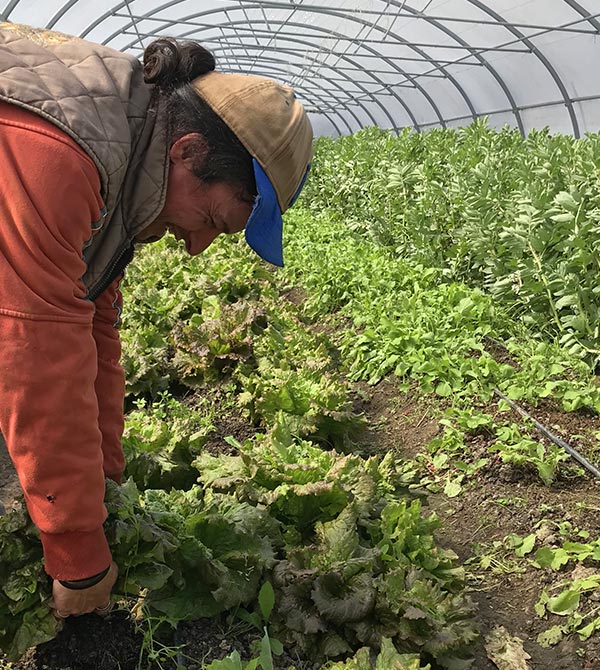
87, 243, 135, 302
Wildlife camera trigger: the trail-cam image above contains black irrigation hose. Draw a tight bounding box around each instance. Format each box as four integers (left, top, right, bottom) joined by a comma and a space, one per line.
481, 335, 600, 479
493, 387, 600, 480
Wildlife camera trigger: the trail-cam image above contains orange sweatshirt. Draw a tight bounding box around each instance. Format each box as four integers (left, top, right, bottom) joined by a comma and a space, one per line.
0, 101, 126, 580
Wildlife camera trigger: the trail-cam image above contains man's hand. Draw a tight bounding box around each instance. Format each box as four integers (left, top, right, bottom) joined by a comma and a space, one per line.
49, 561, 118, 618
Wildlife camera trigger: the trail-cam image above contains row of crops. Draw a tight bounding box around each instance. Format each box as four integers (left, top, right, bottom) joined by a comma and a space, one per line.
1, 122, 600, 669
307, 121, 600, 363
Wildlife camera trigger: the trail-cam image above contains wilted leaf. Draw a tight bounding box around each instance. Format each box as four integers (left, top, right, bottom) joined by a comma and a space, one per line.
515, 534, 536, 558
485, 626, 531, 670
444, 477, 463, 498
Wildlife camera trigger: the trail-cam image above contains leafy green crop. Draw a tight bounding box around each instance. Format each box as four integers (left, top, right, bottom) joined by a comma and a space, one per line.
121, 235, 275, 396
195, 418, 400, 533
325, 637, 428, 668
424, 412, 570, 488
279, 208, 600, 417
0, 499, 58, 661
299, 123, 600, 365
1, 429, 473, 669
123, 393, 214, 490
193, 421, 475, 666
172, 296, 268, 384
236, 320, 363, 448
136, 486, 279, 621
271, 505, 475, 668
25, 122, 600, 666
0, 480, 280, 659
491, 424, 569, 486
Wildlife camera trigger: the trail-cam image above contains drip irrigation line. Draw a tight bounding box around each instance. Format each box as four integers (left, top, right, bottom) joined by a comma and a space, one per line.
493, 387, 600, 480
481, 335, 600, 478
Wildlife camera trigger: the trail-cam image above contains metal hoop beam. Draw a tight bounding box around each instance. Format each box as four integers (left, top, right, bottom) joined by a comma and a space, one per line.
58, 0, 478, 129
563, 0, 600, 32
392, 2, 524, 134
45, 2, 368, 133
129, 31, 395, 129
0, 0, 20, 20
467, 0, 580, 137
418, 93, 600, 130
119, 17, 451, 125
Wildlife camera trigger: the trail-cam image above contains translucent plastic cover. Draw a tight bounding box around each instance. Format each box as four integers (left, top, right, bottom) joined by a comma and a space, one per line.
1, 0, 597, 137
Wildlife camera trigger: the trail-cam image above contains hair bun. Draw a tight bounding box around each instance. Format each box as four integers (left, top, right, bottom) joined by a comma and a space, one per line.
143, 38, 216, 90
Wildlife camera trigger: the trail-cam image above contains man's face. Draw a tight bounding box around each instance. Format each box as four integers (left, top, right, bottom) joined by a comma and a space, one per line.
136, 134, 254, 255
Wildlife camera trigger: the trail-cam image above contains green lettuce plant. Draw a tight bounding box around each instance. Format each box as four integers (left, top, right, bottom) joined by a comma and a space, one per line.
123, 393, 214, 490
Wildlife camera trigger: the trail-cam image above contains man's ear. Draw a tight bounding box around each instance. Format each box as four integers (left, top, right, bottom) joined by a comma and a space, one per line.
169, 133, 209, 171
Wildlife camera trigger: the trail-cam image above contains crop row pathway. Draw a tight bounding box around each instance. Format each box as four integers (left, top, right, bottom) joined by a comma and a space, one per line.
352, 375, 600, 670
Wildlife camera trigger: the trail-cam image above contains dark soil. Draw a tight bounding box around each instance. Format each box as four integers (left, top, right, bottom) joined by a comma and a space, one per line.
202, 405, 262, 456
177, 615, 317, 670
181, 382, 264, 457
8, 612, 316, 670
430, 479, 600, 670
281, 286, 308, 307
11, 610, 143, 670
483, 336, 522, 371
351, 379, 441, 458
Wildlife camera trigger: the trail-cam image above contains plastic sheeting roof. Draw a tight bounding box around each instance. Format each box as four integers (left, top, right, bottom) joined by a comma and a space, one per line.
1, 1, 598, 137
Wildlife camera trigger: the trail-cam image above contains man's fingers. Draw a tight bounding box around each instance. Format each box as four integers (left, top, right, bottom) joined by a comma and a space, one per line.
94, 601, 114, 616
54, 605, 113, 618
50, 561, 118, 618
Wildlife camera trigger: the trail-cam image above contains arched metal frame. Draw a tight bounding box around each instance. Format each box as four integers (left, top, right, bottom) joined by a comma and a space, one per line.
108, 2, 484, 131
1, 0, 599, 137
115, 11, 424, 131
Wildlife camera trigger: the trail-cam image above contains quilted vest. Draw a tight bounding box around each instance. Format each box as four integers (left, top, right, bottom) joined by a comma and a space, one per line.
0, 22, 169, 299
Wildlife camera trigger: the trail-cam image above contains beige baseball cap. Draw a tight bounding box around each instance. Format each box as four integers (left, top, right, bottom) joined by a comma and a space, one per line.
192, 71, 313, 266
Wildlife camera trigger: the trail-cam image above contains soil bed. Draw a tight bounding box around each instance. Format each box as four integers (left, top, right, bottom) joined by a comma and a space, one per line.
177, 616, 317, 670
4, 612, 317, 670
8, 610, 143, 670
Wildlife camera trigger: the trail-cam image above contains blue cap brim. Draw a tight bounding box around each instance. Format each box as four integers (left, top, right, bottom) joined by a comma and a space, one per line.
244, 159, 284, 267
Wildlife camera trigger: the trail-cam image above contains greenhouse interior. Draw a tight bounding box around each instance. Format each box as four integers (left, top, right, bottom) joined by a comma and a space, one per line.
0, 2, 599, 670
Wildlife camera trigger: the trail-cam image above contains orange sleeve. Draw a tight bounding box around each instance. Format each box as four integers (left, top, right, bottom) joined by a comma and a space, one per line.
0, 102, 112, 580
92, 276, 126, 484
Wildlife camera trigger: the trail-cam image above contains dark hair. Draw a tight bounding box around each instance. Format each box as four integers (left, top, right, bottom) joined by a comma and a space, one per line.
143, 38, 256, 198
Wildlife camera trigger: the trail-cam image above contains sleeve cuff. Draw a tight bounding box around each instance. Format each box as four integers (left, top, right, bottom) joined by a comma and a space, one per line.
40, 527, 112, 581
